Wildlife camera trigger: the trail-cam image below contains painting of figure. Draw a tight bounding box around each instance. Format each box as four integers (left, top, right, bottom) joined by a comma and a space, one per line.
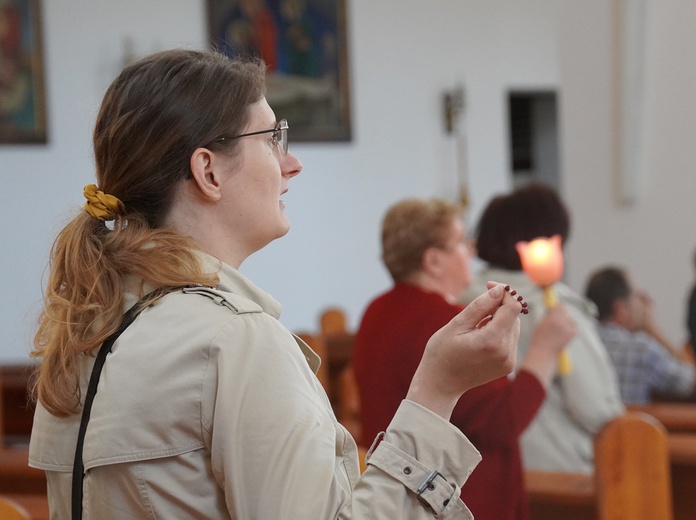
208, 0, 351, 142
0, 0, 46, 144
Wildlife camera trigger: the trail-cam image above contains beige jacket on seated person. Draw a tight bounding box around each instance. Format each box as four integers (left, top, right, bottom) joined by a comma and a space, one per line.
30, 255, 481, 519
462, 267, 624, 474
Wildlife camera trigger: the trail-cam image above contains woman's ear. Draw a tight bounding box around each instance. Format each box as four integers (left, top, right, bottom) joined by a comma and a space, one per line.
422, 247, 443, 278
189, 147, 222, 202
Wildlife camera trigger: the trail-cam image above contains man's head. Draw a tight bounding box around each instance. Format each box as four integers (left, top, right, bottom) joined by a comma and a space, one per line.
585, 266, 644, 330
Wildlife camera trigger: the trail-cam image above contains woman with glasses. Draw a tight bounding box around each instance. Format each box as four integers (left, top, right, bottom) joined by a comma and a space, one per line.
28, 49, 524, 519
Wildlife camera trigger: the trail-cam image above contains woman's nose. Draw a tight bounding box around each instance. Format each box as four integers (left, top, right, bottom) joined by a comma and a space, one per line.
283, 151, 302, 178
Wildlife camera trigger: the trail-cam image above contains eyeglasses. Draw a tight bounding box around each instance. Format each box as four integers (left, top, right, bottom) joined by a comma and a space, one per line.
208, 119, 288, 156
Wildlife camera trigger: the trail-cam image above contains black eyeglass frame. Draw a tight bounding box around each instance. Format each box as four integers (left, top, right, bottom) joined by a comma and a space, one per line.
207, 119, 288, 156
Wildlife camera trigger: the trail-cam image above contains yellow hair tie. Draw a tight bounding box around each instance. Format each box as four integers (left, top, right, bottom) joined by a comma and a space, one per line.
83, 184, 125, 221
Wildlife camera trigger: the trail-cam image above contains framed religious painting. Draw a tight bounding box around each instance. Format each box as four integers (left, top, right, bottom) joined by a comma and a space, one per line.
207, 0, 352, 142
0, 0, 48, 144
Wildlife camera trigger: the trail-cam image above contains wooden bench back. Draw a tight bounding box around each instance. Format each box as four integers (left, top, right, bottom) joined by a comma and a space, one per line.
319, 307, 348, 336
628, 402, 696, 434
0, 365, 37, 447
594, 411, 672, 520
317, 307, 361, 441
0, 495, 32, 520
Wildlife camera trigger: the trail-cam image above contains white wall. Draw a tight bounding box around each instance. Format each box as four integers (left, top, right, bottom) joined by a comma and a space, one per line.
558, 1, 696, 349
0, 0, 560, 362
0, 1, 210, 362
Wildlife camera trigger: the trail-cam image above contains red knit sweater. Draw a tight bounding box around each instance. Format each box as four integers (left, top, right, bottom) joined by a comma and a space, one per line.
353, 283, 546, 520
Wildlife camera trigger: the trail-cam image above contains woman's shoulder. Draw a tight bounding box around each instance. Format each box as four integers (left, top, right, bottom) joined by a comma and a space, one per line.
149, 285, 267, 324
180, 285, 265, 315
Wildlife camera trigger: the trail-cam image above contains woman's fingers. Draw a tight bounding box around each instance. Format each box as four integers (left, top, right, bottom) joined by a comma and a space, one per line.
457, 282, 527, 332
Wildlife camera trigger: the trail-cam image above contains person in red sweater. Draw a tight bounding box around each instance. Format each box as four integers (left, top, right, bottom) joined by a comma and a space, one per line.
354, 198, 577, 520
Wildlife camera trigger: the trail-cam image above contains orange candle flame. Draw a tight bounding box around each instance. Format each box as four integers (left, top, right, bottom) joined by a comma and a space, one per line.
515, 235, 564, 287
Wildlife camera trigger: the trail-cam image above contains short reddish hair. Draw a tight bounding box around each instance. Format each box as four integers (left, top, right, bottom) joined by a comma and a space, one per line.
381, 198, 461, 282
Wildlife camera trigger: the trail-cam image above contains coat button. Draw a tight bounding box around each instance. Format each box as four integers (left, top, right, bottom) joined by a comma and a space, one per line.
403, 466, 412, 475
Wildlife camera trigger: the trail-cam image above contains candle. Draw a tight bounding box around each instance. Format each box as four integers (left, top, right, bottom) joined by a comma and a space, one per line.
515, 235, 572, 375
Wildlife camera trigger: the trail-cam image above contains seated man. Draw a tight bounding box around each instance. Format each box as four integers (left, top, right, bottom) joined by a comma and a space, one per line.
585, 266, 696, 404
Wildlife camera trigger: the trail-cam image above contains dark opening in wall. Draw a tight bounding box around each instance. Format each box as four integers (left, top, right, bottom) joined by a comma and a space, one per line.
507, 91, 559, 189
510, 95, 534, 171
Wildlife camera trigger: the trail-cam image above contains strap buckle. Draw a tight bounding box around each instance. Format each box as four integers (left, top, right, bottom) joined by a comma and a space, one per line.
417, 469, 443, 496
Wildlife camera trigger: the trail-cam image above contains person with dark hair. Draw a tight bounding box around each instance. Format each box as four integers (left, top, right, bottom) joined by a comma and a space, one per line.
585, 266, 695, 404
473, 183, 571, 272
686, 247, 696, 357
354, 198, 577, 520
27, 49, 525, 519
461, 182, 624, 474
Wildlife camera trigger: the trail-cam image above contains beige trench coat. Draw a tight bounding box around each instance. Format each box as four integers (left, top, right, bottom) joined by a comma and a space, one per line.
30, 255, 482, 519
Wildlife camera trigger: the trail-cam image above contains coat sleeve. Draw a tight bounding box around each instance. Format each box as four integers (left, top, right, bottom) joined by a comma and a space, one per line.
203, 311, 482, 520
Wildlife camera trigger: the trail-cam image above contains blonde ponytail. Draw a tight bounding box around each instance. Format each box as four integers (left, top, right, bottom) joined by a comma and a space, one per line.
31, 213, 217, 416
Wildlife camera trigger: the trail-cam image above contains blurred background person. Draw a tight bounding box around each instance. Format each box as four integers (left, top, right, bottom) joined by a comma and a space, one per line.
354, 197, 577, 520
686, 247, 696, 358
461, 182, 624, 474
585, 265, 695, 404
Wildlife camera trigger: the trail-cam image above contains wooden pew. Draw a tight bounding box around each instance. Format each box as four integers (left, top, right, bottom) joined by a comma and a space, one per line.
527, 431, 696, 520
1, 364, 36, 447
526, 471, 596, 520
0, 448, 46, 495
628, 402, 696, 434
594, 412, 672, 519
0, 367, 49, 519
318, 306, 354, 401
0, 495, 31, 520
669, 433, 696, 520
527, 412, 673, 520
322, 331, 355, 397
317, 308, 361, 441
0, 494, 48, 520
627, 401, 696, 518
319, 307, 348, 337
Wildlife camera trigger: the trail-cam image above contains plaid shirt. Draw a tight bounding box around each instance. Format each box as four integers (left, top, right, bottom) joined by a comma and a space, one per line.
597, 322, 695, 404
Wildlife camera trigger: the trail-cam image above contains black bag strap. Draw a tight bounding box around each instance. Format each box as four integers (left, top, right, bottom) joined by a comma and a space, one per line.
71, 292, 159, 520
